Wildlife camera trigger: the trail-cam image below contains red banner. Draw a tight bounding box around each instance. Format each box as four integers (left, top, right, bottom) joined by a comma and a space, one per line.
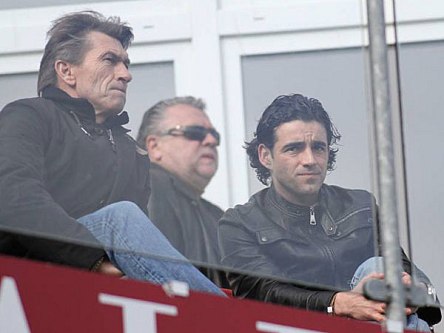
0, 255, 402, 333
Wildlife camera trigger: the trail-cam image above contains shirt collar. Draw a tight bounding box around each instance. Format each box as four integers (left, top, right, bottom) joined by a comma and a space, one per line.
42, 86, 130, 130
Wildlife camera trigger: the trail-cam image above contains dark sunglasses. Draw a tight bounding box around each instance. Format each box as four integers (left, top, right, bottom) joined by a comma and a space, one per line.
161, 125, 220, 146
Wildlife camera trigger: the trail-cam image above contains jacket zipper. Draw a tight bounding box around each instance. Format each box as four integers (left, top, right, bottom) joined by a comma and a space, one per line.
309, 206, 316, 225
107, 129, 116, 152
70, 111, 117, 152
70, 111, 91, 137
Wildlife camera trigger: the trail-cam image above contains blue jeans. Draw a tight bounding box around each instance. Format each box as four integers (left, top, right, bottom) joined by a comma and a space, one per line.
350, 257, 431, 332
77, 201, 224, 296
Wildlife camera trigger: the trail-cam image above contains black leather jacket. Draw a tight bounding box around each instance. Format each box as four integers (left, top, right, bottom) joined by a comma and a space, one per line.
218, 184, 441, 324
0, 87, 151, 270
148, 164, 229, 287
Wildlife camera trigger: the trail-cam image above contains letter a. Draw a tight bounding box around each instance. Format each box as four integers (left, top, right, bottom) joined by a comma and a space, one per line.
0, 276, 31, 333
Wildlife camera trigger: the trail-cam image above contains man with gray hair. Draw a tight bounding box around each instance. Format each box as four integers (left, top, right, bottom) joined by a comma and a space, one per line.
0, 11, 222, 295
137, 97, 228, 287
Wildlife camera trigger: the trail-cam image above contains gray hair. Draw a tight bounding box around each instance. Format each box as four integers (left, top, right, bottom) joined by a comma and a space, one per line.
38, 10, 133, 95
136, 96, 206, 147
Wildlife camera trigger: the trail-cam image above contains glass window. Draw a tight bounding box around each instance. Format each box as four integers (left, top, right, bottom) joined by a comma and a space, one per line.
124, 61, 175, 136
0, 72, 38, 110
241, 48, 371, 196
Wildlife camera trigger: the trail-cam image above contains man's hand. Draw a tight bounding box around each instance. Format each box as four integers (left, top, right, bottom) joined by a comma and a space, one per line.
333, 271, 416, 321
96, 260, 124, 277
401, 272, 418, 315
333, 291, 387, 322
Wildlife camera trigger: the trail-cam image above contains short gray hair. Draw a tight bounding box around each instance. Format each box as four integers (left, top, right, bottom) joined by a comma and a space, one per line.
136, 96, 206, 147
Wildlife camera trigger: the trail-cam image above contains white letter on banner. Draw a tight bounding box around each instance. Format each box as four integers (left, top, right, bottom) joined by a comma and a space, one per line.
0, 276, 31, 333
99, 293, 178, 333
256, 321, 325, 333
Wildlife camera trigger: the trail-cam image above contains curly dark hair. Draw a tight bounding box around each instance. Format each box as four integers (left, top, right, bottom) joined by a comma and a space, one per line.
245, 94, 341, 185
38, 10, 133, 95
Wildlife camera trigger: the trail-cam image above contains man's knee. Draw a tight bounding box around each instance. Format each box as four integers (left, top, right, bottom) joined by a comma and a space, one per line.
350, 256, 384, 289
98, 201, 147, 227
359, 256, 384, 274
105, 201, 143, 216
106, 201, 140, 210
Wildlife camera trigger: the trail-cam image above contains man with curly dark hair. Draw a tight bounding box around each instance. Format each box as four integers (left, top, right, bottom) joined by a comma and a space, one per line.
218, 94, 440, 331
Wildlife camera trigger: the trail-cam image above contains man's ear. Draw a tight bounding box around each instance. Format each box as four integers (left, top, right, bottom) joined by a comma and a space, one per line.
145, 135, 162, 161
258, 143, 273, 170
54, 60, 76, 87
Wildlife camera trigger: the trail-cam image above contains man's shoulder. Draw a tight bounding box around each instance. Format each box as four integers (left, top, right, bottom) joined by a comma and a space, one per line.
150, 164, 224, 217
3, 96, 53, 109
321, 184, 376, 216
0, 97, 62, 136
148, 165, 182, 211
221, 188, 269, 225
1, 96, 58, 119
200, 196, 224, 216
149, 164, 176, 189
322, 184, 373, 201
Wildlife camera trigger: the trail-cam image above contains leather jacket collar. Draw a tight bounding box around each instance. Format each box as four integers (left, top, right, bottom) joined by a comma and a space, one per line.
252, 184, 376, 237
151, 163, 201, 201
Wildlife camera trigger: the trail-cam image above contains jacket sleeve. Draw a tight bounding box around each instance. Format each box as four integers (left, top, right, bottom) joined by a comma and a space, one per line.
0, 100, 105, 269
375, 212, 442, 325
218, 208, 335, 312
228, 272, 336, 311
400, 249, 442, 325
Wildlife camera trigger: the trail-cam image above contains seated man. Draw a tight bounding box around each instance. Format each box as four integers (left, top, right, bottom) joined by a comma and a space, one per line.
136, 97, 228, 288
218, 94, 441, 329
0, 10, 221, 296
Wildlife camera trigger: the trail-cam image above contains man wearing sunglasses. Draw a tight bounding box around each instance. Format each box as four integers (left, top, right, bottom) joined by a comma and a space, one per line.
137, 96, 228, 288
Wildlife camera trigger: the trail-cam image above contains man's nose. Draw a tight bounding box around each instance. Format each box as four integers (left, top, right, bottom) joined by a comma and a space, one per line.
301, 148, 315, 165
117, 63, 132, 83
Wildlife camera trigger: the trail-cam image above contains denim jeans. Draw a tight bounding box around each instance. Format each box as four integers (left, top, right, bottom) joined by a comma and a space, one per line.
350, 257, 431, 332
77, 201, 224, 296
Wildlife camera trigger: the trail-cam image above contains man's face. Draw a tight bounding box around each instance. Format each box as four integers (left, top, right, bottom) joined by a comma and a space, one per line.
259, 120, 329, 206
70, 31, 132, 123
149, 104, 219, 193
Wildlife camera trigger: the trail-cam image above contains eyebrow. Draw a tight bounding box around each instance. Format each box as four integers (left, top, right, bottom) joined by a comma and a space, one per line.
313, 141, 327, 147
102, 51, 131, 67
281, 140, 327, 150
281, 141, 305, 150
